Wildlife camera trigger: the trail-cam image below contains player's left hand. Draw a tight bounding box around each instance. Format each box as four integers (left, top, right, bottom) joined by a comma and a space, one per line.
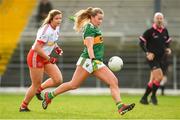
49, 57, 58, 64
55, 47, 63, 56
165, 48, 171, 55
68, 16, 75, 22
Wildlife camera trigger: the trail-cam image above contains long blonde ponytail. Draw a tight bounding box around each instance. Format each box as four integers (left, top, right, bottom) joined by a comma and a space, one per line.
73, 7, 104, 32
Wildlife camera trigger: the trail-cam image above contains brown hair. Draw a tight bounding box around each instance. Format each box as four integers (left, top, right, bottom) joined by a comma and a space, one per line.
42, 9, 62, 26
73, 7, 104, 32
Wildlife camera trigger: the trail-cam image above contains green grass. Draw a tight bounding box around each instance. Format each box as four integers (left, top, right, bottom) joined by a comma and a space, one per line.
0, 94, 180, 119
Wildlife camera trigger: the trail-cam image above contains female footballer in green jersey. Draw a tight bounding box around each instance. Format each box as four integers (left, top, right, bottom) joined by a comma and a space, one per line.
42, 7, 135, 115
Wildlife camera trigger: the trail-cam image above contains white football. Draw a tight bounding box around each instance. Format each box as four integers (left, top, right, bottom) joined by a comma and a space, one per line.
108, 56, 123, 72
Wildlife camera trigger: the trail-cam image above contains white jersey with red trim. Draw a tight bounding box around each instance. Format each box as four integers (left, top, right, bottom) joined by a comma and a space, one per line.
32, 24, 60, 55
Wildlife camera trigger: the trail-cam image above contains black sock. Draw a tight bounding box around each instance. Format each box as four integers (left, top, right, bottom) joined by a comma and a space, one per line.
152, 84, 159, 97
143, 85, 152, 98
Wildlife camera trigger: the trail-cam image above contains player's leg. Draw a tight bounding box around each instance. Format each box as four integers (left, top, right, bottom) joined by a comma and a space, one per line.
20, 68, 44, 112
93, 66, 135, 115
36, 64, 63, 100
140, 71, 153, 105
150, 68, 163, 105
160, 62, 168, 96
160, 75, 167, 95
42, 66, 90, 109
140, 59, 161, 105
93, 66, 120, 102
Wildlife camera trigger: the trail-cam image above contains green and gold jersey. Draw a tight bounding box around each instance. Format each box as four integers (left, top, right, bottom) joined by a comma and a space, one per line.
80, 23, 104, 61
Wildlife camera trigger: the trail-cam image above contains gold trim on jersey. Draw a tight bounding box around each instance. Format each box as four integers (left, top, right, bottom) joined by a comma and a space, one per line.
47, 41, 55, 46
84, 36, 103, 45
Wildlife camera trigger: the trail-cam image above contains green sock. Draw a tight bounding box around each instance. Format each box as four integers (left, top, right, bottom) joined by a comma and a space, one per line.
116, 101, 123, 109
48, 91, 55, 99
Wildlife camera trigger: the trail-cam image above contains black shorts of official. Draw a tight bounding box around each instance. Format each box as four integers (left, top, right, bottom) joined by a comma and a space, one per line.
147, 57, 165, 71
147, 59, 161, 70
161, 60, 169, 75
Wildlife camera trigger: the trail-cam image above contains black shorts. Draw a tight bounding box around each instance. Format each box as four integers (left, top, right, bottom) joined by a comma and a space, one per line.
147, 58, 161, 70
147, 56, 168, 73
161, 57, 169, 75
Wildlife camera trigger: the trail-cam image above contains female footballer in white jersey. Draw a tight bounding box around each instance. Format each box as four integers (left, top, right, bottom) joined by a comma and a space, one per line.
19, 9, 63, 112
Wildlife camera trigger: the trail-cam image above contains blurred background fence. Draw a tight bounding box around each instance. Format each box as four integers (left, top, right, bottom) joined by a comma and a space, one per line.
0, 0, 180, 90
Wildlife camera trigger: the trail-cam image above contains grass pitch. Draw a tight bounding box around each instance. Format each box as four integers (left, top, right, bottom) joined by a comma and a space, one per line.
0, 93, 180, 119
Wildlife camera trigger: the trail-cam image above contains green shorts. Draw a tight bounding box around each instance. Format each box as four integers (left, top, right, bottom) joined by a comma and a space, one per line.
76, 57, 105, 73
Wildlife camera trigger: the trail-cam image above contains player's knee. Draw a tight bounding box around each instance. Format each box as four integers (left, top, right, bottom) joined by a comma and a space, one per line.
54, 78, 63, 85
154, 75, 163, 82
53, 76, 63, 85
54, 81, 61, 86
159, 75, 163, 81
157, 74, 163, 81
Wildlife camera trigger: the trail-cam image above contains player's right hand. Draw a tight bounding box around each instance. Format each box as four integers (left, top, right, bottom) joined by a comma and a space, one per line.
92, 59, 101, 71
146, 52, 155, 61
49, 57, 57, 64
165, 48, 172, 55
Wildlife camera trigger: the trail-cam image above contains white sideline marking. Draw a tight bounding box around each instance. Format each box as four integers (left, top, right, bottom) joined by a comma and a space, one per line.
0, 87, 180, 95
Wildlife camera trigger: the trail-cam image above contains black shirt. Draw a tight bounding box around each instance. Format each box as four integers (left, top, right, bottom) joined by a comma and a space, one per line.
139, 24, 171, 57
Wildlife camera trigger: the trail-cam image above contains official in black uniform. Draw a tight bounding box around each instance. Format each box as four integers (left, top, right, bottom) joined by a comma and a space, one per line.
139, 12, 172, 105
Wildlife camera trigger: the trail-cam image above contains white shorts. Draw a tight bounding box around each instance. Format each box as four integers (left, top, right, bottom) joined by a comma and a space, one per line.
76, 57, 105, 73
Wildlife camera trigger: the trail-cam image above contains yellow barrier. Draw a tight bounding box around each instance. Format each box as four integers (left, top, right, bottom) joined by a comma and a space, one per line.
0, 0, 36, 75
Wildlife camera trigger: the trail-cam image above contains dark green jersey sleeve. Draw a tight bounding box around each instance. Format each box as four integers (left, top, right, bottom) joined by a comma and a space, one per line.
83, 23, 96, 39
